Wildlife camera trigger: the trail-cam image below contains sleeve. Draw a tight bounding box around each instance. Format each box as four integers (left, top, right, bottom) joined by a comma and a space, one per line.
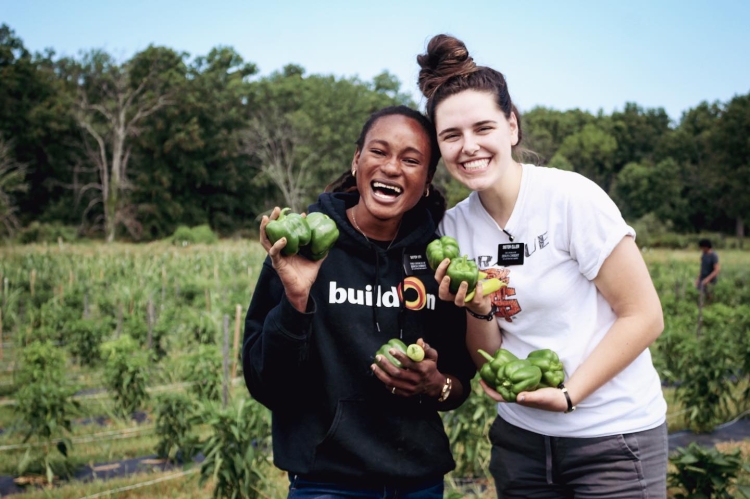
428, 301, 477, 411
242, 256, 316, 410
565, 175, 635, 281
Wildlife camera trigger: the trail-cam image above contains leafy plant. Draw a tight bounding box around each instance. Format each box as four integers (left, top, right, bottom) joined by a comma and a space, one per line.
668, 442, 750, 498
65, 318, 108, 366
171, 224, 218, 246
13, 341, 80, 483
672, 333, 742, 433
199, 399, 272, 499
15, 340, 66, 386
101, 334, 150, 417
185, 344, 222, 402
154, 393, 198, 463
441, 378, 494, 479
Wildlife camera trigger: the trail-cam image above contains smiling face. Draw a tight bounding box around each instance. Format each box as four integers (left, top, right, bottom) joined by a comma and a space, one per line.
434, 89, 519, 193
352, 114, 432, 225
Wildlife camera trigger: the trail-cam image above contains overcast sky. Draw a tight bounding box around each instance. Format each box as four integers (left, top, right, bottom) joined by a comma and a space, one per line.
4, 0, 749, 122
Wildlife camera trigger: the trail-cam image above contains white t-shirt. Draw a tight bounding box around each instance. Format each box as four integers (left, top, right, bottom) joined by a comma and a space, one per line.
439, 164, 667, 438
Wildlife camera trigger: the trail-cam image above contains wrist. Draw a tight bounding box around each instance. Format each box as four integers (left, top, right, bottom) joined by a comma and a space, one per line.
466, 303, 498, 321
557, 382, 576, 413
286, 292, 310, 313
437, 375, 452, 402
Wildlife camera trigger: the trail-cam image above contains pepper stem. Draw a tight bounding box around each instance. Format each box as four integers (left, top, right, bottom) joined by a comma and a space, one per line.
278, 207, 291, 220
477, 349, 495, 363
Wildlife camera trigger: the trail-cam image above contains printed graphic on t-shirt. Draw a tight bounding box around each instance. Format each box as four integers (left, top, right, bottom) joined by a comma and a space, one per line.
482, 268, 520, 322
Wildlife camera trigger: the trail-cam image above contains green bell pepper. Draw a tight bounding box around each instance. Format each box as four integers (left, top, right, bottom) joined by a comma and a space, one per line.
496, 359, 542, 402
446, 255, 478, 295
375, 338, 408, 369
426, 236, 461, 270
477, 348, 518, 389
265, 208, 311, 256
527, 349, 565, 388
303, 212, 340, 260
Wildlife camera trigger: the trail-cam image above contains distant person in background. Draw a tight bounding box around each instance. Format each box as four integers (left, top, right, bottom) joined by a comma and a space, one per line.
696, 238, 720, 301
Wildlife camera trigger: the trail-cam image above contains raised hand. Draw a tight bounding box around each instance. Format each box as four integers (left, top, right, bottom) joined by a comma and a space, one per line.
260, 207, 327, 312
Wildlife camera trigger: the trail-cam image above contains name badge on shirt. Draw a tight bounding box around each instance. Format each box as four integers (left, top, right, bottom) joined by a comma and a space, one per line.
403, 251, 431, 276
498, 243, 524, 266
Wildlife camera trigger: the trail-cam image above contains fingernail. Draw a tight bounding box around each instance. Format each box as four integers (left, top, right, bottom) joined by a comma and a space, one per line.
518, 395, 525, 402
375, 355, 382, 362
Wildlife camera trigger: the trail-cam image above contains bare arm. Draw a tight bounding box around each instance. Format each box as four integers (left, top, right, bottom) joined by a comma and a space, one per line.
517, 235, 664, 411
701, 260, 721, 286
433, 258, 503, 369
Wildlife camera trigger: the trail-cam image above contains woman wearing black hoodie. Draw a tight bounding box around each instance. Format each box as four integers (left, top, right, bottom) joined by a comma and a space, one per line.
243, 106, 476, 499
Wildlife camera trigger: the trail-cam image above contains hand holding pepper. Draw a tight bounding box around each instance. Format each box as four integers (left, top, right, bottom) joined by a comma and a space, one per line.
261, 207, 326, 312
371, 338, 446, 399
477, 347, 570, 410
265, 208, 312, 256
426, 236, 461, 271
527, 349, 565, 388
301, 212, 340, 261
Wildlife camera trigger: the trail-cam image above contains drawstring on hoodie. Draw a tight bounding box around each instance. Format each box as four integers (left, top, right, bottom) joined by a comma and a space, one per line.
367, 243, 406, 338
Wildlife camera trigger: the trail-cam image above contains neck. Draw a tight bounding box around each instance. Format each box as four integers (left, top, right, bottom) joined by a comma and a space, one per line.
349, 204, 402, 242
477, 161, 523, 228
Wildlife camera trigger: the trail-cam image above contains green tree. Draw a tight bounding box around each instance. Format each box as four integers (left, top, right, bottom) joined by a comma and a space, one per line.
0, 137, 28, 237
662, 102, 723, 232
608, 102, 672, 171
614, 158, 687, 226
131, 46, 258, 237
73, 48, 173, 242
246, 66, 412, 211
551, 122, 618, 191
712, 94, 750, 241
523, 107, 595, 164
0, 25, 79, 227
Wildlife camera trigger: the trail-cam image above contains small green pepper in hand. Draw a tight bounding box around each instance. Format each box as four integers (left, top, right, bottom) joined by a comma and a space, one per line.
375, 339, 425, 369
527, 349, 565, 388
265, 208, 312, 256
375, 339, 408, 369
303, 212, 340, 260
426, 236, 461, 270
496, 359, 542, 402
446, 255, 478, 295
477, 348, 518, 389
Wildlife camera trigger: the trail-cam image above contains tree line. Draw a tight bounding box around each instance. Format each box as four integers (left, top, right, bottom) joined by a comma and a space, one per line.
1, 24, 748, 242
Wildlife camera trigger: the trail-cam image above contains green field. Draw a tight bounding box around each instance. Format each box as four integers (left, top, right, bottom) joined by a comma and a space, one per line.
1, 242, 749, 498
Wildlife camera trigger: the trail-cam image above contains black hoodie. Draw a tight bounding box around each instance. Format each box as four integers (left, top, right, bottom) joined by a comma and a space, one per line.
242, 192, 476, 487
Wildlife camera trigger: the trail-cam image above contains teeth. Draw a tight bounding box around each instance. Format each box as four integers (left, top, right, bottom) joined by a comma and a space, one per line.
463, 159, 490, 170
372, 181, 402, 194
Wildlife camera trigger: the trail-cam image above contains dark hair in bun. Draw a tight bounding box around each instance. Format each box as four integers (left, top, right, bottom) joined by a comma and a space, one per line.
417, 34, 524, 148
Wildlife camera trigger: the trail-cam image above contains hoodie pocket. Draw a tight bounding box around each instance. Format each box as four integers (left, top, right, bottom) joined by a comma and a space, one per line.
311, 399, 452, 479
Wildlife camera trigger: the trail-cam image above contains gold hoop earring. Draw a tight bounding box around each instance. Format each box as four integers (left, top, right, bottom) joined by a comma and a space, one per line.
424, 185, 430, 197
352, 169, 357, 177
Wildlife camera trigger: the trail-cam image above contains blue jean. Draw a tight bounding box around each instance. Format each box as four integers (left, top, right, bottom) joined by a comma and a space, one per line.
489, 417, 668, 498
287, 474, 444, 499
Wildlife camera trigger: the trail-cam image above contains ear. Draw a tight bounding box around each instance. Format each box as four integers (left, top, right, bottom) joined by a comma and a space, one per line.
509, 112, 519, 147
351, 148, 361, 171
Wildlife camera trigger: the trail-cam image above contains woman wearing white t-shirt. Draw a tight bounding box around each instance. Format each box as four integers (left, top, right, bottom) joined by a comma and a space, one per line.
417, 34, 668, 498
